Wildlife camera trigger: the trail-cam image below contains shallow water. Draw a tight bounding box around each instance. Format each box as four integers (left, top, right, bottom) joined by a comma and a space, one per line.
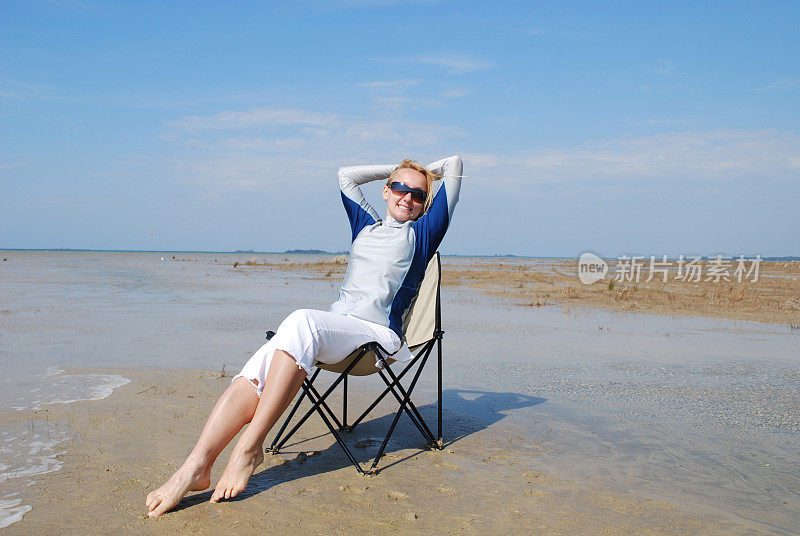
0, 250, 338, 527
439, 288, 799, 534
0, 251, 798, 532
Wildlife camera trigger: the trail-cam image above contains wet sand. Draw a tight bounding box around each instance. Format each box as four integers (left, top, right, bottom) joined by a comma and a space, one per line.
3, 369, 724, 535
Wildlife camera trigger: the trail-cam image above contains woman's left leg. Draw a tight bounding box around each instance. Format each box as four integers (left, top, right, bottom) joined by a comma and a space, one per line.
146, 350, 306, 515
210, 349, 306, 502
146, 375, 260, 517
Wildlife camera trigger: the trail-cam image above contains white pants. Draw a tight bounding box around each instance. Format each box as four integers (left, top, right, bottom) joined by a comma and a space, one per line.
234, 309, 411, 397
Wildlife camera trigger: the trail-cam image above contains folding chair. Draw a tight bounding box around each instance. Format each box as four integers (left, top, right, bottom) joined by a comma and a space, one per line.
267, 252, 445, 474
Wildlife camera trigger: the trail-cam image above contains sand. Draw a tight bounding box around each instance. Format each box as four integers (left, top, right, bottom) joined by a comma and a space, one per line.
3, 369, 725, 535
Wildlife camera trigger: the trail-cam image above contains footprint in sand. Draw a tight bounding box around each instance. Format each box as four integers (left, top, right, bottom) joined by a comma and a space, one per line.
482, 454, 516, 464
338, 484, 369, 494
438, 485, 456, 495
524, 489, 545, 496
354, 438, 380, 449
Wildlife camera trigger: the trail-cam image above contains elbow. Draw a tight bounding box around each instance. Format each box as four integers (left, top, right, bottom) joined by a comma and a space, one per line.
448, 155, 463, 175
337, 167, 351, 187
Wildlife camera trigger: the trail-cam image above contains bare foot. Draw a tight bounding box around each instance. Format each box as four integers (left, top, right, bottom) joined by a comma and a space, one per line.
209, 447, 264, 502
146, 459, 211, 518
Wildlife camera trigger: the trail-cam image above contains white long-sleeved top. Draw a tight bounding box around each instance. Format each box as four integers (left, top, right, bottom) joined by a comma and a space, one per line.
329, 155, 462, 338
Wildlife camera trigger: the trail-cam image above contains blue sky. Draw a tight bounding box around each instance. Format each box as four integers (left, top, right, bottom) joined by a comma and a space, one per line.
1, 0, 798, 256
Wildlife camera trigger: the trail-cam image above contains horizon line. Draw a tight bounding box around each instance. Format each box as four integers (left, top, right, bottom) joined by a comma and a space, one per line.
1, 248, 798, 262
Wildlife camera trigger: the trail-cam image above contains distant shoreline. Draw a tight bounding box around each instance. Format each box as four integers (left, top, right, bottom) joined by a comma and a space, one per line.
0, 248, 797, 262
0, 248, 566, 259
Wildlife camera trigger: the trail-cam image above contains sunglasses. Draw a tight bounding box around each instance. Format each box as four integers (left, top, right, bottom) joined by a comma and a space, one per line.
388, 181, 427, 203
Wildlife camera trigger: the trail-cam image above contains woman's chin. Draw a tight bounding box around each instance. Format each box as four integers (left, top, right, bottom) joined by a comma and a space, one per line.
393, 213, 415, 222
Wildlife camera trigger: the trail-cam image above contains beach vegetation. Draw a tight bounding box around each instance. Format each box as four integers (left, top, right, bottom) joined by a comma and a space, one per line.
562, 285, 580, 299
211, 256, 798, 324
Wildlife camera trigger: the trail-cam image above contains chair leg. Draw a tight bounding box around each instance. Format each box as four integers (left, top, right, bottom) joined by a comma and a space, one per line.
272, 345, 371, 453
378, 369, 435, 444
437, 335, 443, 446
371, 350, 436, 469
272, 377, 343, 452
305, 380, 346, 429
304, 386, 367, 474
371, 398, 406, 470
348, 341, 437, 443
342, 373, 348, 431
380, 353, 437, 444
347, 356, 420, 431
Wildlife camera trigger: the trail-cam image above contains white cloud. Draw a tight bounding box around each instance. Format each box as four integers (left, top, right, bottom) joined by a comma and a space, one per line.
42, 0, 93, 11
372, 95, 443, 113
162, 107, 465, 191
655, 59, 676, 76
0, 162, 29, 172
0, 80, 61, 101
464, 129, 800, 188
383, 53, 492, 74
441, 88, 471, 98
415, 53, 492, 74
754, 78, 800, 92
635, 119, 694, 126
314, 0, 444, 7
162, 109, 800, 202
359, 79, 421, 92
166, 108, 341, 133
357, 79, 442, 113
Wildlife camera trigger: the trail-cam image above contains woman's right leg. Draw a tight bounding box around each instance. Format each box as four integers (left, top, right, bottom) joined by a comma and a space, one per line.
145, 376, 259, 517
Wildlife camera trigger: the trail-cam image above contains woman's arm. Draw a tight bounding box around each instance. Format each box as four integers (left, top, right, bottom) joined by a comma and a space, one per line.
412, 155, 463, 258
425, 155, 463, 223
338, 164, 395, 242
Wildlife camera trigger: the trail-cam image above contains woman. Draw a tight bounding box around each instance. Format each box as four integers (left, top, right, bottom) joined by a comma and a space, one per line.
145, 155, 462, 517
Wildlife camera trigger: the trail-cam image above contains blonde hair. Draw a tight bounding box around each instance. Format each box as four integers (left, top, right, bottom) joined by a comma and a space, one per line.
386, 159, 441, 215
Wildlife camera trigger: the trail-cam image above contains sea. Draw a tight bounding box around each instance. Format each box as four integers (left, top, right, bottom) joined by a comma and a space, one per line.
0, 250, 798, 533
